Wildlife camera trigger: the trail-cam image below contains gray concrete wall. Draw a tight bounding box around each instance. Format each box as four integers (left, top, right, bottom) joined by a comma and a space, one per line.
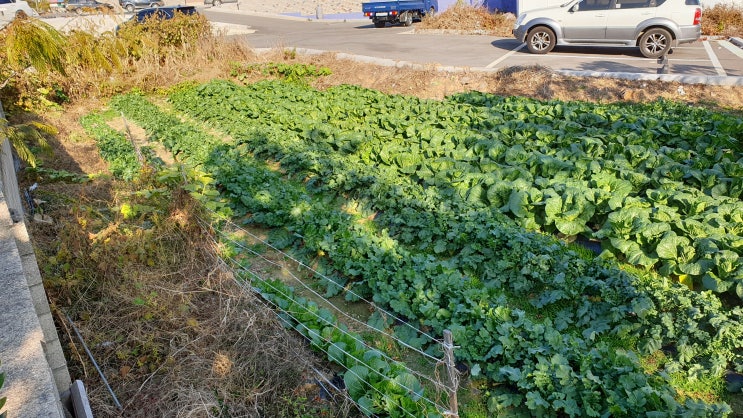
0, 102, 69, 417
0, 186, 65, 418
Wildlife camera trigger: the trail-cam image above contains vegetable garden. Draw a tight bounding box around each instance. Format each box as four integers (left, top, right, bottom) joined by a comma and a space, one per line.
86, 79, 743, 417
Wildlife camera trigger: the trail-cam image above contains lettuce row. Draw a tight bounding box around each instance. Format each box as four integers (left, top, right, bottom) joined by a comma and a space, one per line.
112, 89, 741, 416
80, 112, 142, 180
165, 80, 743, 300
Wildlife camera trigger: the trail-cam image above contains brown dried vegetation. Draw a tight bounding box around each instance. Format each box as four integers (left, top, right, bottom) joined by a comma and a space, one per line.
703, 3, 743, 37
33, 173, 356, 417
418, 1, 515, 36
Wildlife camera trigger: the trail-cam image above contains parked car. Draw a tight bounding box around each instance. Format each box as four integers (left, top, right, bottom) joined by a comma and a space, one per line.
119, 0, 163, 13
203, 0, 237, 6
512, 0, 702, 58
115, 4, 196, 30
131, 5, 196, 21
0, 0, 38, 25
64, 0, 114, 13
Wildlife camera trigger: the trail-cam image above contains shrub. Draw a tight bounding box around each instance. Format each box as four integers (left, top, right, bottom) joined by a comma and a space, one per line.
703, 3, 743, 37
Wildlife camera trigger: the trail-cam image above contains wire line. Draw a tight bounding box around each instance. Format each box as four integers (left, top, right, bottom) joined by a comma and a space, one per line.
213, 222, 443, 365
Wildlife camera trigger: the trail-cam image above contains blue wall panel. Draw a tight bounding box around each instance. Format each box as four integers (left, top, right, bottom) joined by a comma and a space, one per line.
438, 0, 518, 14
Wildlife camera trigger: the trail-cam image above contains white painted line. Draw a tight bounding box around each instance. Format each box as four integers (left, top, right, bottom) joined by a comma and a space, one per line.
486, 43, 525, 68
545, 54, 649, 61
668, 58, 720, 63
703, 40, 727, 76
717, 39, 743, 60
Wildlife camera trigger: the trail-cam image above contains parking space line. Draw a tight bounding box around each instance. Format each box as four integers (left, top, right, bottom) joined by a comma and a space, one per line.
717, 40, 743, 60
703, 40, 727, 76
544, 54, 650, 61
486, 43, 525, 68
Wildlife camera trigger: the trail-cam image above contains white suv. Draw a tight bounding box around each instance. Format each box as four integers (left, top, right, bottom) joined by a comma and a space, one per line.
0, 0, 38, 26
513, 0, 702, 58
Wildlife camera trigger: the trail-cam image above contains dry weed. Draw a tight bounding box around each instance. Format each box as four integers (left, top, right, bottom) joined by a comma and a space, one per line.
29, 170, 357, 417
418, 2, 515, 36
703, 3, 743, 37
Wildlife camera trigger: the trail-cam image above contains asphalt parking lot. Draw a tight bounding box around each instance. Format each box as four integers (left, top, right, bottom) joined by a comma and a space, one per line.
486, 38, 743, 78
203, 9, 743, 85
38, 7, 743, 85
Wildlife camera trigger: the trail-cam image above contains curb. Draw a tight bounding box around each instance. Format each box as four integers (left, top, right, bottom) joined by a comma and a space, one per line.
201, 5, 367, 23
0, 187, 66, 418
256, 47, 743, 86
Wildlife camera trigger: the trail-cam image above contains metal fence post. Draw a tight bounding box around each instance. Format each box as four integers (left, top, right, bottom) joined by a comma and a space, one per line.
443, 330, 459, 418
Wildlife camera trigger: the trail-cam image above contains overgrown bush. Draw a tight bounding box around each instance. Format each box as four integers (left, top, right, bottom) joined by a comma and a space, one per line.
115, 11, 212, 58
703, 3, 743, 37
419, 2, 515, 36
1, 12, 238, 109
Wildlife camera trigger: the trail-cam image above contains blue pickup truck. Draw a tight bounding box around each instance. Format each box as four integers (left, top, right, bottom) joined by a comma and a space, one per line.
362, 0, 438, 28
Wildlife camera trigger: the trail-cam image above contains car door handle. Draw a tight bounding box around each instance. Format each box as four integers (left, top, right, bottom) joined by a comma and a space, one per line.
595, 13, 606, 17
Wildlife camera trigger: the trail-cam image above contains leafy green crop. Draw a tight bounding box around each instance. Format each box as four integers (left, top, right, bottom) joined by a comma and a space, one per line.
109, 85, 743, 417
80, 112, 141, 180
168, 80, 743, 300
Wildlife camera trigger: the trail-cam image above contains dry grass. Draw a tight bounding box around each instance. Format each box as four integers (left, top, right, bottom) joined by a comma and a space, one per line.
418, 2, 515, 36
30, 170, 357, 417
703, 3, 743, 37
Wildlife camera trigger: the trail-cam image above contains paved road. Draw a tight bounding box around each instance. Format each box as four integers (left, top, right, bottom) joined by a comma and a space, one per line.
203, 9, 743, 84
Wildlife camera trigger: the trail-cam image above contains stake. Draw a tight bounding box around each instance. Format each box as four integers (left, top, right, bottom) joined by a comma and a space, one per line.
65, 313, 122, 410
443, 330, 459, 418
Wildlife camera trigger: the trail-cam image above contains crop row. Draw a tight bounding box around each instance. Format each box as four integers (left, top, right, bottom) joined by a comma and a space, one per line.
102, 93, 440, 416
80, 112, 141, 180
105, 88, 743, 416
167, 80, 743, 301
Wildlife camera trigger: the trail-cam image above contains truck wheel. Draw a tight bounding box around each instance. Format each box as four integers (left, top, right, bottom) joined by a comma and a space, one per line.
526, 26, 556, 54
374, 21, 385, 28
639, 28, 671, 58
400, 11, 413, 26
125, 3, 135, 12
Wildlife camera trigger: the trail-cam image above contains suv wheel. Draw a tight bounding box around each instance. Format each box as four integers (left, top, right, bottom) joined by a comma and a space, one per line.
125, 3, 134, 12
639, 28, 672, 58
526, 26, 556, 54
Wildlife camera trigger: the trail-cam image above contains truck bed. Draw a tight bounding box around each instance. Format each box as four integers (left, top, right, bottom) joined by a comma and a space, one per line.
361, 0, 429, 13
